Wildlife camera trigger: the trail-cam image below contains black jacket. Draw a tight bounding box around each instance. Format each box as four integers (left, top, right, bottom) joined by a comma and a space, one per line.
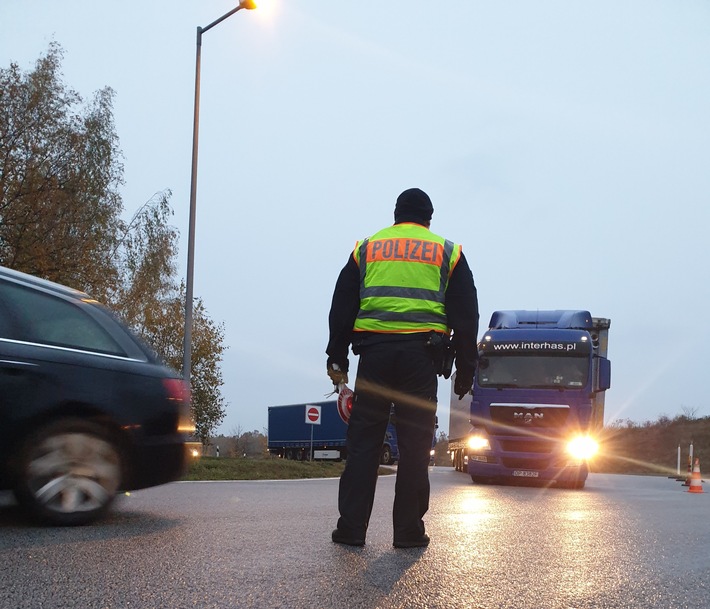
326, 234, 479, 379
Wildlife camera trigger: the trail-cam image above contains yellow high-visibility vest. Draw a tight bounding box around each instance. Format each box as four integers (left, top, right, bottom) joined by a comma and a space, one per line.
352, 223, 461, 334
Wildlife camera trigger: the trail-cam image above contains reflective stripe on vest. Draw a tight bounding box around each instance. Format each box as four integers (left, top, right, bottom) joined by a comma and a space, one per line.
352, 223, 461, 334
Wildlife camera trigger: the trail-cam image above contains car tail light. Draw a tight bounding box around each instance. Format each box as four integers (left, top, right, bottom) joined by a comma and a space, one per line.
163, 378, 195, 434
163, 378, 190, 403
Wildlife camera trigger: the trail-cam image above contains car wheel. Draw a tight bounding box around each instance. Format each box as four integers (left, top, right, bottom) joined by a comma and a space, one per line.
14, 419, 123, 526
381, 446, 392, 465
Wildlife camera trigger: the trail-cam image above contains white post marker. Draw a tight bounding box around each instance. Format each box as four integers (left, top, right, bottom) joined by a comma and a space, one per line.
305, 405, 321, 461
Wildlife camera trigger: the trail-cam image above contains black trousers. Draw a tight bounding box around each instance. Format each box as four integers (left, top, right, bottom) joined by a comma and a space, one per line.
336, 340, 437, 541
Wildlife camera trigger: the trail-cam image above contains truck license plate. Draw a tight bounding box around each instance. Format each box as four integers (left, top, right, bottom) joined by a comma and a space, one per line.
513, 470, 539, 478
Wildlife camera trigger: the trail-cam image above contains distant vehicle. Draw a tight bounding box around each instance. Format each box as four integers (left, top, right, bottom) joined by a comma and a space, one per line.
267, 400, 400, 464
268, 400, 438, 465
449, 310, 611, 489
0, 265, 193, 525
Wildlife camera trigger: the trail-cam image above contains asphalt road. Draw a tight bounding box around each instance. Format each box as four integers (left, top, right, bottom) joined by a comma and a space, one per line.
0, 469, 708, 608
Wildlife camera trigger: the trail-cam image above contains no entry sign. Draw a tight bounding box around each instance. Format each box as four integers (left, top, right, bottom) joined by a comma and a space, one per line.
305, 405, 321, 425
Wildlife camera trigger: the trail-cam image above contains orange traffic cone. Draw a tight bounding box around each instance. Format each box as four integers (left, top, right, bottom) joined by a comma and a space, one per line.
687, 458, 704, 494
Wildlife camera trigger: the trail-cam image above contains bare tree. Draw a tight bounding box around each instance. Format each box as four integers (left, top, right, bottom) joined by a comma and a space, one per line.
680, 405, 699, 421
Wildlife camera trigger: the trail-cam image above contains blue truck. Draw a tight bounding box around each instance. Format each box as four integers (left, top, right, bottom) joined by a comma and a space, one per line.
268, 400, 400, 464
449, 310, 611, 489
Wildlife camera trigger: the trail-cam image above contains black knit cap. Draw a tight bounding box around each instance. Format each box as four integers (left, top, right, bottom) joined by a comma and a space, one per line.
394, 188, 434, 224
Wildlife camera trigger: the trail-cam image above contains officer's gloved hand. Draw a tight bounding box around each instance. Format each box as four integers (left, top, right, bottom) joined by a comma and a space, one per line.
454, 373, 473, 400
327, 362, 348, 387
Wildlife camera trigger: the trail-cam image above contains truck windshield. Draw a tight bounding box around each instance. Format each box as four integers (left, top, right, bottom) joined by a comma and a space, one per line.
477, 355, 589, 389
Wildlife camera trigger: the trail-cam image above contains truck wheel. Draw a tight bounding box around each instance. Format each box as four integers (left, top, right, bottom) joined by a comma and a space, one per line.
381, 446, 393, 465
559, 479, 585, 490
14, 419, 122, 526
455, 450, 465, 472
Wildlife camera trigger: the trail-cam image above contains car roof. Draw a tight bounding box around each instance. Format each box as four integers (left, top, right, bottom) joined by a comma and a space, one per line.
0, 265, 92, 300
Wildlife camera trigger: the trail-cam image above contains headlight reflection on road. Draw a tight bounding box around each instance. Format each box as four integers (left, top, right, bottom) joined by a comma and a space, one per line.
564, 510, 586, 522
559, 489, 630, 598
450, 494, 496, 533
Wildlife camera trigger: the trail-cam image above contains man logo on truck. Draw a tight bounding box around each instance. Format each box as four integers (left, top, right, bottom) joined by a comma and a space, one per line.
514, 411, 544, 425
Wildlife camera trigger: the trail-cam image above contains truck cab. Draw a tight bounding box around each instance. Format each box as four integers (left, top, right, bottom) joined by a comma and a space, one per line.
450, 310, 611, 489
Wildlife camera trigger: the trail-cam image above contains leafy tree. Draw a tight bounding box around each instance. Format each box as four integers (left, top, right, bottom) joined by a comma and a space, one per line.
0, 44, 227, 440
113, 193, 228, 443
231, 427, 268, 457
112, 191, 178, 317
189, 297, 228, 443
0, 42, 123, 299
137, 287, 227, 445
433, 430, 450, 466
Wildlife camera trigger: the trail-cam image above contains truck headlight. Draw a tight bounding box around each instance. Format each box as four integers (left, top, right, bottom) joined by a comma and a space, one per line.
567, 436, 598, 460
467, 435, 491, 451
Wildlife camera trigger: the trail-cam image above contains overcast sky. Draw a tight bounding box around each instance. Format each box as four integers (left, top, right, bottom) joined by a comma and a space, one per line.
2, 1, 709, 437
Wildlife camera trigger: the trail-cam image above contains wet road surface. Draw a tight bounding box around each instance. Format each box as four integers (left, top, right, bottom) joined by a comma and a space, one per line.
0, 469, 708, 608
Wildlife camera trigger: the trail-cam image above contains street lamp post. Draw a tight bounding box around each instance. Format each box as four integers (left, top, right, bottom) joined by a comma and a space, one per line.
182, 0, 256, 385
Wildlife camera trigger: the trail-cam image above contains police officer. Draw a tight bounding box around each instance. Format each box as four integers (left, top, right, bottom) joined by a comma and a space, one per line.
327, 188, 479, 548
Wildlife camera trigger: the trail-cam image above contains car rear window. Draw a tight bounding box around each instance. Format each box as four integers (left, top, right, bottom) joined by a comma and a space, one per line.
0, 280, 126, 356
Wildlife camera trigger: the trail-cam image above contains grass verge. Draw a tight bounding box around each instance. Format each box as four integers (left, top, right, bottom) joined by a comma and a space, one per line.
182, 456, 396, 481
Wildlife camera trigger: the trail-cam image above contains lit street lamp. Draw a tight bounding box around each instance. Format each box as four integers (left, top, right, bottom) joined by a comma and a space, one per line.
182, 0, 257, 386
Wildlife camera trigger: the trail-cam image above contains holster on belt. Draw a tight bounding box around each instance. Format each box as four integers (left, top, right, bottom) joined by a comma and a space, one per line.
425, 331, 455, 379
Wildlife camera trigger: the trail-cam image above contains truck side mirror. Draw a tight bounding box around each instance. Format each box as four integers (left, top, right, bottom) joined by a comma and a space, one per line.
597, 357, 611, 391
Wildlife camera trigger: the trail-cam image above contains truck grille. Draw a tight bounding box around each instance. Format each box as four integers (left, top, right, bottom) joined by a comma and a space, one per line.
499, 439, 554, 453
502, 457, 551, 470
499, 437, 555, 470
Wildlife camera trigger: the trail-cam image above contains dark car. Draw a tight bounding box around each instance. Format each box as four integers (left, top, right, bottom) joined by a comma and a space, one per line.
0, 265, 192, 525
